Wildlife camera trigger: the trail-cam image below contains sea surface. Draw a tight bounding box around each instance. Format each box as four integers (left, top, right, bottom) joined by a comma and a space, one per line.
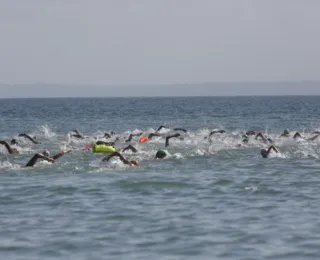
1, 96, 320, 259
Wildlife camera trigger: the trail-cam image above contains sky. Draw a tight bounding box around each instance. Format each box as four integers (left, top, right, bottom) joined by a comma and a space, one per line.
0, 0, 320, 97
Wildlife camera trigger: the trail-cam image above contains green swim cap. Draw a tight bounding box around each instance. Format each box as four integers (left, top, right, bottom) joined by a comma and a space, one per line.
155, 149, 167, 159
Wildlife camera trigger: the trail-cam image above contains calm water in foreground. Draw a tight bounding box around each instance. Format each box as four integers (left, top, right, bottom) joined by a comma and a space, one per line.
1, 96, 320, 259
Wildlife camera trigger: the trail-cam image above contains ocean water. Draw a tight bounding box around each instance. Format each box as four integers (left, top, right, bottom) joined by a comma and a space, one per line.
1, 96, 320, 259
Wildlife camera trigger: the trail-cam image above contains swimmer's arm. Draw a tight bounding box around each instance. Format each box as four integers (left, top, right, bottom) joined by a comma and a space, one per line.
165, 133, 180, 147
208, 130, 225, 140
125, 134, 133, 142
307, 134, 320, 141
96, 141, 115, 146
122, 145, 138, 153
102, 152, 130, 164
246, 131, 256, 136
0, 141, 18, 154
255, 132, 263, 139
52, 150, 71, 160
268, 145, 279, 154
293, 132, 304, 139
255, 132, 267, 141
18, 133, 40, 144
173, 128, 187, 133
156, 125, 169, 132
148, 133, 161, 139
25, 153, 55, 167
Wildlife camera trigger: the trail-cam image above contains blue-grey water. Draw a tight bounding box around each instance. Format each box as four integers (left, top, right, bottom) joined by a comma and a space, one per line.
1, 96, 320, 259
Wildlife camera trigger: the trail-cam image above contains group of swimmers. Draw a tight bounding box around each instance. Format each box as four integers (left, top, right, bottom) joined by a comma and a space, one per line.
1, 126, 320, 168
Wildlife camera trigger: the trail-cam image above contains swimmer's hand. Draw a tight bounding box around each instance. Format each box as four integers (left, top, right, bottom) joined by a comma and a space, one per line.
48, 158, 55, 163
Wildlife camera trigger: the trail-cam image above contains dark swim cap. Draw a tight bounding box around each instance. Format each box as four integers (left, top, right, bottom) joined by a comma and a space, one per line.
155, 150, 167, 159
10, 139, 18, 145
260, 149, 268, 158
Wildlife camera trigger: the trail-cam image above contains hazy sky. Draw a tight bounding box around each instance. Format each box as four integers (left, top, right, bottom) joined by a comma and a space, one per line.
0, 1, 320, 93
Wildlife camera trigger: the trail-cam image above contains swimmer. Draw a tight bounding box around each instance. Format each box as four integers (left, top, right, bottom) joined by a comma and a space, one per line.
156, 125, 169, 132
293, 132, 320, 141
25, 149, 71, 167
98, 131, 116, 139
0, 140, 19, 154
165, 133, 181, 147
173, 128, 187, 133
148, 133, 162, 140
125, 132, 143, 142
260, 145, 279, 158
155, 149, 170, 159
122, 145, 138, 153
18, 133, 40, 144
207, 129, 226, 142
280, 129, 290, 137
69, 129, 85, 139
209, 130, 226, 136
255, 132, 273, 143
96, 140, 116, 146
10, 139, 19, 146
102, 152, 138, 166
246, 131, 256, 136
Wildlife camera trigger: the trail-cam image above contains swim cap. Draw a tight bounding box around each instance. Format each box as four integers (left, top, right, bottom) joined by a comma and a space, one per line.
155, 150, 167, 159
283, 129, 290, 135
260, 149, 268, 158
43, 150, 50, 157
10, 139, 18, 145
267, 138, 273, 143
242, 138, 249, 144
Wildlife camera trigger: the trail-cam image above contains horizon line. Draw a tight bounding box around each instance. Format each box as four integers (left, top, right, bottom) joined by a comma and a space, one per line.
1, 80, 320, 87
1, 94, 320, 100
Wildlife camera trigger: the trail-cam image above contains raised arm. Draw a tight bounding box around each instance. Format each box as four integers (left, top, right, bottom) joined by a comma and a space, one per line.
25, 153, 55, 167
267, 145, 279, 154
18, 133, 40, 144
156, 125, 169, 132
165, 133, 181, 147
173, 128, 187, 133
52, 150, 71, 160
209, 130, 225, 136
125, 134, 133, 142
307, 134, 320, 141
122, 145, 138, 153
148, 133, 162, 140
255, 132, 267, 142
0, 141, 19, 154
293, 132, 303, 139
102, 152, 129, 164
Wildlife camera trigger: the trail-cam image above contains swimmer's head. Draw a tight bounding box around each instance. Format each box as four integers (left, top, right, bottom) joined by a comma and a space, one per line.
260, 149, 268, 158
242, 138, 249, 144
10, 139, 19, 145
43, 150, 50, 157
155, 150, 167, 159
267, 138, 273, 143
283, 129, 290, 135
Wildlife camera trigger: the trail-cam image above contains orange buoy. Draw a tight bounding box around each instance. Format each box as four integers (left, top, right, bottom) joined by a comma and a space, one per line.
83, 143, 92, 150
139, 136, 149, 143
